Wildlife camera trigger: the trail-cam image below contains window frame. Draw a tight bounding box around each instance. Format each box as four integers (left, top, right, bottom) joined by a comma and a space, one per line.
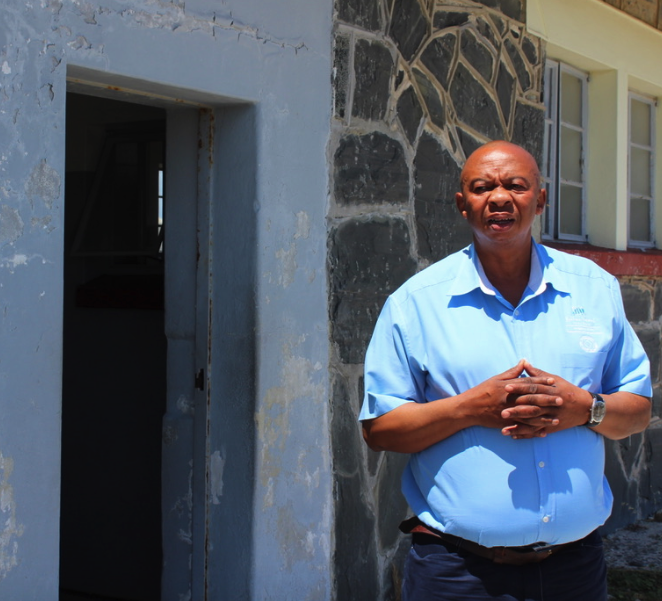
542, 59, 589, 243
628, 91, 656, 248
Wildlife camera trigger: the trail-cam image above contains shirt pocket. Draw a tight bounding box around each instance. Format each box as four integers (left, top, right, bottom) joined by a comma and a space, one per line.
561, 351, 607, 389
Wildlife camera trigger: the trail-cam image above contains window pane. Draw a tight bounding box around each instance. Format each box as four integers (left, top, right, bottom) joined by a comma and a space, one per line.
630, 146, 651, 197
561, 72, 582, 126
560, 126, 582, 183
630, 197, 651, 242
559, 184, 582, 237
631, 98, 651, 147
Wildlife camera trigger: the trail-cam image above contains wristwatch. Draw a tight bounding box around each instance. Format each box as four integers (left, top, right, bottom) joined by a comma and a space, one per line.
586, 393, 606, 427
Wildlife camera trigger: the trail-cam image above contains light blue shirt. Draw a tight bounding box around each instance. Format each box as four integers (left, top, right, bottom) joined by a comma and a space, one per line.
360, 241, 651, 547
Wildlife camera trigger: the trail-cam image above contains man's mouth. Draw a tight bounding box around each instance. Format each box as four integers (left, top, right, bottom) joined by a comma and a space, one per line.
487, 217, 515, 228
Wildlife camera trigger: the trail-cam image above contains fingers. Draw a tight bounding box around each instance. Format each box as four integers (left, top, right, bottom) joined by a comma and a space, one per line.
512, 393, 563, 407
502, 403, 560, 421
502, 360, 550, 380
498, 359, 527, 380
504, 377, 555, 395
501, 423, 549, 440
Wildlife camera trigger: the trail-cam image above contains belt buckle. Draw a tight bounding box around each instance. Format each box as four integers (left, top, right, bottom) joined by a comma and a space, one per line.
529, 542, 554, 555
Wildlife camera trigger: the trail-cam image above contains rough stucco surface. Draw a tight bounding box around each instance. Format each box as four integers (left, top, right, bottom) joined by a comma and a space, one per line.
0, 2, 67, 597
0, 0, 332, 599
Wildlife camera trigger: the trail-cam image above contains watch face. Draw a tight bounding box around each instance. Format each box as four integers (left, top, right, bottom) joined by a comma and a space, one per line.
591, 395, 606, 423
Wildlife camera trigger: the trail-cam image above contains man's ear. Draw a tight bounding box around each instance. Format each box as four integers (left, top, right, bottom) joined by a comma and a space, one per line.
535, 187, 547, 215
455, 192, 467, 218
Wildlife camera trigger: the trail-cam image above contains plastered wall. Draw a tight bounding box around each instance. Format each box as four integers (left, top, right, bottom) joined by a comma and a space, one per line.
0, 1, 333, 599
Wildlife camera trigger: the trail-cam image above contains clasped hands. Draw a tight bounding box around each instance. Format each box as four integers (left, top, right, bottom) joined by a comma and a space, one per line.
475, 359, 593, 439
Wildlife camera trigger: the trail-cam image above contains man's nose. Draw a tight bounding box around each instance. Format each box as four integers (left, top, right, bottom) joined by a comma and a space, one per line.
488, 186, 512, 206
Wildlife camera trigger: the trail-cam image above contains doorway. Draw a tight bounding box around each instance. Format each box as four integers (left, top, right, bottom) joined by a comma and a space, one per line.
59, 77, 257, 600
60, 92, 167, 601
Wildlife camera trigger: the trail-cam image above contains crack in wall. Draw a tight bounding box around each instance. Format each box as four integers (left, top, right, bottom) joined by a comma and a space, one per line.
78, 1, 309, 53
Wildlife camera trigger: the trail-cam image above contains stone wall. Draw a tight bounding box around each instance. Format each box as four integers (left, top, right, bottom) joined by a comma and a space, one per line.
329, 1, 543, 598
329, 1, 662, 599
606, 276, 662, 530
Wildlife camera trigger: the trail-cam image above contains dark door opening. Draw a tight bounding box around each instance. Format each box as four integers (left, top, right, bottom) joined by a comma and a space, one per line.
60, 92, 167, 601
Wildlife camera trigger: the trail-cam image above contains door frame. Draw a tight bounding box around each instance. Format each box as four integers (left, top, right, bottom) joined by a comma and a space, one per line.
65, 68, 258, 600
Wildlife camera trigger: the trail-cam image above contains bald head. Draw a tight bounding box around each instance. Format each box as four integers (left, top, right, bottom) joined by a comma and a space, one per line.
461, 141, 541, 192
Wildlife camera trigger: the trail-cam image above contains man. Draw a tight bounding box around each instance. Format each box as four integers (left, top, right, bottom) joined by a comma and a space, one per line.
360, 141, 651, 601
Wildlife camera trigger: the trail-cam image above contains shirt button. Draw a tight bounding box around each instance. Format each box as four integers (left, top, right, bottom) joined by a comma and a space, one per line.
542, 516, 550, 523
538, 461, 545, 468
514, 310, 520, 316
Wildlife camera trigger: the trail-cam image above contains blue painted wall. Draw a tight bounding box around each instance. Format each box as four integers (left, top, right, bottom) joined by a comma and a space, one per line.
0, 1, 333, 598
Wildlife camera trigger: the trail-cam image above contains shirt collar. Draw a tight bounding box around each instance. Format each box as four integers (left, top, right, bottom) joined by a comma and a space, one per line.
448, 240, 570, 299
534, 241, 571, 294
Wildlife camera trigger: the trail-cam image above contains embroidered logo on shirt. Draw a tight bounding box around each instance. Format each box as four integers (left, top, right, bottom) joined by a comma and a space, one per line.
579, 336, 599, 353
566, 307, 602, 335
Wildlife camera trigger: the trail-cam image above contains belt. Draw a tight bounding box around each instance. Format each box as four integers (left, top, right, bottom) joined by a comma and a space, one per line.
399, 517, 578, 566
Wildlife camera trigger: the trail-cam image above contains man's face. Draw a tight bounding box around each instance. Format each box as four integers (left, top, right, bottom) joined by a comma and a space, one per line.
455, 143, 546, 250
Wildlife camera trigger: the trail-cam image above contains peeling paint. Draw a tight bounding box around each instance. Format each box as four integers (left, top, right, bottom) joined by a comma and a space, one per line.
264, 476, 274, 507
92, 2, 309, 53
176, 393, 194, 415
67, 35, 92, 51
0, 254, 47, 272
276, 502, 315, 569
2, 254, 28, 269
0, 452, 23, 581
257, 351, 324, 499
163, 424, 178, 446
37, 83, 55, 106
275, 242, 297, 287
177, 528, 192, 545
296, 450, 320, 491
0, 205, 23, 246
31, 215, 53, 232
210, 449, 225, 505
72, 0, 98, 25
293, 210, 310, 240
25, 160, 60, 209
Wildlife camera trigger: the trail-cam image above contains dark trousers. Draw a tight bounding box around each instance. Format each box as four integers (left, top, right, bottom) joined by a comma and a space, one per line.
401, 530, 607, 601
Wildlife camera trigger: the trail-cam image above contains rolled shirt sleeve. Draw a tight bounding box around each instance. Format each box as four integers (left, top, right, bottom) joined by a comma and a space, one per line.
360, 296, 423, 421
